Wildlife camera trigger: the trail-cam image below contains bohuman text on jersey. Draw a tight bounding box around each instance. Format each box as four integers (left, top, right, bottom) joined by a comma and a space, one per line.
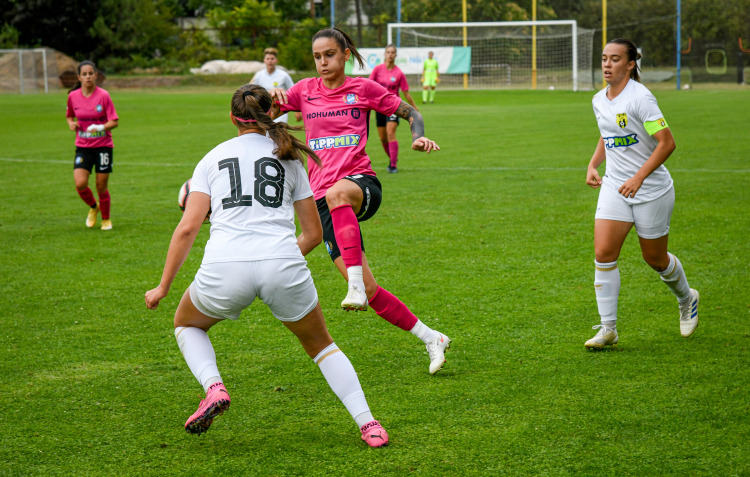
603, 134, 639, 149
306, 110, 349, 120
308, 135, 360, 151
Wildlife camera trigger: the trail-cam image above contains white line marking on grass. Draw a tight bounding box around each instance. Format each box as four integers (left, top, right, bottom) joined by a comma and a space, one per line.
0, 157, 192, 167
432, 166, 750, 173
2, 157, 749, 174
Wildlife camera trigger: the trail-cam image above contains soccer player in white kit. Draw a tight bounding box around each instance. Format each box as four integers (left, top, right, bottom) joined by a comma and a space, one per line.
145, 84, 388, 447
249, 48, 302, 124
584, 38, 699, 349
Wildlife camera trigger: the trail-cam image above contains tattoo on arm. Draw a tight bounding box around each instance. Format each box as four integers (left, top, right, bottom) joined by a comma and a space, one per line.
395, 100, 425, 140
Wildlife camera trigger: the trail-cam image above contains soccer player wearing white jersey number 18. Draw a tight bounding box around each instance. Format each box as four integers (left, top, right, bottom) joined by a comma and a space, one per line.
269, 28, 452, 383
584, 38, 699, 349
145, 84, 387, 447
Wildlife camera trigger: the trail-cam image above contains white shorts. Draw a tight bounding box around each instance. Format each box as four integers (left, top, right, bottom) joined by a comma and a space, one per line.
595, 185, 675, 239
189, 258, 318, 322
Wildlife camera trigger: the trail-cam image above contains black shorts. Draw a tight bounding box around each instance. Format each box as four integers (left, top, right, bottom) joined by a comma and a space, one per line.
74, 147, 113, 174
375, 112, 399, 128
316, 174, 382, 262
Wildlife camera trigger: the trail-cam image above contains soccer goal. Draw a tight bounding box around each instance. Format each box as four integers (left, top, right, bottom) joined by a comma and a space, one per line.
0, 48, 60, 94
387, 21, 595, 91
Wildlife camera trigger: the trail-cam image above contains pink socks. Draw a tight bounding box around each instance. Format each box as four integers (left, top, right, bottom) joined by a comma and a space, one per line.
330, 204, 362, 267
369, 286, 418, 331
99, 190, 111, 219
77, 187, 97, 208
388, 141, 399, 168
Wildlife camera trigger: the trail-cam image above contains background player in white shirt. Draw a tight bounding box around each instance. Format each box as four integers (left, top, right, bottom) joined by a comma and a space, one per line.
249, 47, 302, 124
584, 38, 699, 349
145, 84, 389, 447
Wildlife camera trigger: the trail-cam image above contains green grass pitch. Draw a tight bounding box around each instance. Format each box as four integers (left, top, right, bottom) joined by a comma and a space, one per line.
0, 85, 748, 475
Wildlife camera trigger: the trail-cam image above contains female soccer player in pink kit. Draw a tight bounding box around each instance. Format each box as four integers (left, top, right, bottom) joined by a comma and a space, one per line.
66, 60, 119, 230
270, 28, 451, 375
368, 44, 418, 173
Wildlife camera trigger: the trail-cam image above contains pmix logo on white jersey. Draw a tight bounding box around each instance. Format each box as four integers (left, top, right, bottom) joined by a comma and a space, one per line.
603, 134, 639, 149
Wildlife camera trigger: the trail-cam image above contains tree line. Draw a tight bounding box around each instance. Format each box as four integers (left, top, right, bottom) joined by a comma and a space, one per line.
0, 0, 746, 73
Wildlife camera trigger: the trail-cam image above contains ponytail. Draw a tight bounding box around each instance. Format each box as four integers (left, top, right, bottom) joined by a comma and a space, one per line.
231, 84, 321, 166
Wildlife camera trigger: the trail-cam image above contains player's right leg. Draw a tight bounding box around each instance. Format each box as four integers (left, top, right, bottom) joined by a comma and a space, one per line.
174, 287, 229, 434
586, 215, 632, 349
325, 179, 369, 311
74, 155, 98, 227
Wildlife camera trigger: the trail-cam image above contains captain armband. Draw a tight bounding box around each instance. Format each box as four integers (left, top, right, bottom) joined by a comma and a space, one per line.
644, 118, 669, 135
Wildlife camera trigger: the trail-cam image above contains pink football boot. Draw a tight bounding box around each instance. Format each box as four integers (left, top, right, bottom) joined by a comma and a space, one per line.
360, 420, 389, 447
184, 383, 231, 434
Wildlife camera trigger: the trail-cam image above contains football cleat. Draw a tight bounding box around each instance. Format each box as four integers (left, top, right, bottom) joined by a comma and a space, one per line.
426, 332, 451, 374
100, 219, 112, 231
341, 281, 368, 311
185, 383, 231, 435
360, 420, 389, 448
86, 205, 99, 228
387, 166, 398, 174
585, 325, 619, 349
678, 288, 700, 337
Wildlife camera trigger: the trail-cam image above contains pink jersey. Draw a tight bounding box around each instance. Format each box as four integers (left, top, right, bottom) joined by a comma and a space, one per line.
369, 64, 410, 96
66, 86, 118, 148
281, 76, 401, 199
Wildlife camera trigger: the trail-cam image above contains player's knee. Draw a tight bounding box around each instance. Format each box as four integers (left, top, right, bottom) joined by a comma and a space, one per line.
594, 248, 619, 263
642, 251, 668, 271
325, 187, 354, 209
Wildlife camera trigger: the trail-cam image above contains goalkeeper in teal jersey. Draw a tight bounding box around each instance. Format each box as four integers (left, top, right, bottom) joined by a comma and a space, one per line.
421, 51, 439, 103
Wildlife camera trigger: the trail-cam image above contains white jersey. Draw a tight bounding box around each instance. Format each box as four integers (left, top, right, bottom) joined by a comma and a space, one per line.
592, 79, 673, 204
251, 68, 295, 123
190, 133, 313, 264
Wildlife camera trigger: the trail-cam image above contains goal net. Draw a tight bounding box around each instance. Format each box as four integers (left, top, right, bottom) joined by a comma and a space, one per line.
387, 21, 595, 91
0, 48, 61, 94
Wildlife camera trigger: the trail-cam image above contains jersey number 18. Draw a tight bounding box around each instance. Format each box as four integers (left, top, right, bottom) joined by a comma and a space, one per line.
218, 157, 285, 209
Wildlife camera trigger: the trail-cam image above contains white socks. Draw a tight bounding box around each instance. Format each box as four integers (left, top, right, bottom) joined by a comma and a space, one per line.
658, 253, 691, 303
347, 266, 365, 288
175, 326, 222, 393
175, 329, 374, 429
314, 342, 373, 428
594, 260, 620, 328
410, 319, 439, 344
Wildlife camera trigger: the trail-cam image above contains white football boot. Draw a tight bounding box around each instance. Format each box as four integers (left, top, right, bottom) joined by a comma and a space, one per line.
585, 325, 619, 349
341, 281, 368, 311
678, 288, 700, 337
426, 332, 451, 374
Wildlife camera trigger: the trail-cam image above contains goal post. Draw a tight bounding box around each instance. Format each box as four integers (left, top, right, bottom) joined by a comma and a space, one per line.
387, 21, 594, 91
0, 48, 60, 94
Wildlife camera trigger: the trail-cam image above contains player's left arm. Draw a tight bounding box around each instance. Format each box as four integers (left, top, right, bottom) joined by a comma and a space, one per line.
619, 125, 676, 198
394, 100, 439, 153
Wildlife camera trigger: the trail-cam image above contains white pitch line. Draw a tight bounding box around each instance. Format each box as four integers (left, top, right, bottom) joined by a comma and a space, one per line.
1, 157, 748, 174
